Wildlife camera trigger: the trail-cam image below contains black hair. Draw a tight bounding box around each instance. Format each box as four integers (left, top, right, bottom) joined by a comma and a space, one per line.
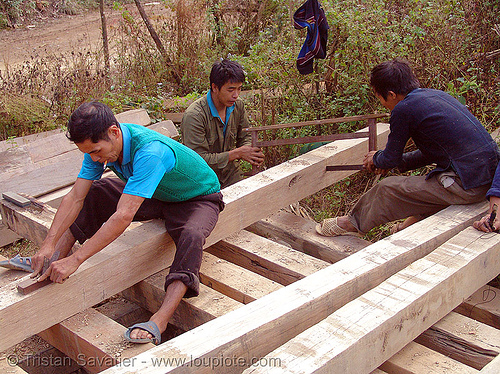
67, 101, 119, 143
209, 59, 245, 90
370, 59, 420, 100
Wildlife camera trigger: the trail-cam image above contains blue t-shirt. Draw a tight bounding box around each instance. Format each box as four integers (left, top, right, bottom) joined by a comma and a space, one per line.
78, 124, 176, 198
207, 90, 235, 137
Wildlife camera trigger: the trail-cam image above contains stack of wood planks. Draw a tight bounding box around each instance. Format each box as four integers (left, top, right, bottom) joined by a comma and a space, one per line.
1, 109, 500, 374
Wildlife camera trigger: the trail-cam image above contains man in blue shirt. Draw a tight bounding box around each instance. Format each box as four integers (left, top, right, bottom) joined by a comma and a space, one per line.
30, 101, 224, 345
317, 59, 500, 237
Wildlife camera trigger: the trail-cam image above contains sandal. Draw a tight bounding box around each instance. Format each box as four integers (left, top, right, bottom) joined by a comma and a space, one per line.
315, 217, 361, 237
0, 254, 34, 272
124, 321, 161, 345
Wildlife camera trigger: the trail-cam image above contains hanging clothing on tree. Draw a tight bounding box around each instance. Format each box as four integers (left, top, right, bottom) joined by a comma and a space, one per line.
293, 0, 329, 75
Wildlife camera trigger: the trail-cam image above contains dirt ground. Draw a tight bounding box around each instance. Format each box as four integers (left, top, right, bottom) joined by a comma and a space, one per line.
0, 2, 169, 72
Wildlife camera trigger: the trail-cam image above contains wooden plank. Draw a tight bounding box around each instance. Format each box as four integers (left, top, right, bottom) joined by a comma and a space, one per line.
163, 113, 183, 124
0, 255, 29, 288
0, 123, 391, 351
0, 357, 28, 373
100, 202, 488, 374
200, 252, 282, 304
149, 120, 179, 140
244, 227, 500, 374
415, 312, 500, 370
0, 149, 84, 197
248, 210, 369, 263
0, 220, 21, 247
481, 353, 500, 373
38, 308, 154, 373
207, 230, 329, 286
115, 108, 151, 126
121, 269, 242, 332
456, 285, 500, 329
244, 114, 389, 132
0, 128, 64, 152
379, 342, 479, 374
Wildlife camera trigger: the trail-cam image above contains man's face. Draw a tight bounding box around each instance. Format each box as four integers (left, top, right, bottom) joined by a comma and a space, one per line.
211, 81, 243, 108
374, 89, 400, 111
75, 125, 122, 164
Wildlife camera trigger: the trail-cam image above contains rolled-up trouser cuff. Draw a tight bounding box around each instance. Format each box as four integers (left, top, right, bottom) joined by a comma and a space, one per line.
164, 271, 200, 298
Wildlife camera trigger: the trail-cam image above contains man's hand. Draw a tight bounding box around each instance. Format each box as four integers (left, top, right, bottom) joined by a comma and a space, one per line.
37, 255, 81, 283
473, 197, 500, 233
230, 146, 265, 166
363, 151, 389, 175
30, 245, 57, 278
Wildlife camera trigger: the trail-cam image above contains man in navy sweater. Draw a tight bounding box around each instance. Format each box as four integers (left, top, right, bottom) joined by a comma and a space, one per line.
317, 59, 500, 237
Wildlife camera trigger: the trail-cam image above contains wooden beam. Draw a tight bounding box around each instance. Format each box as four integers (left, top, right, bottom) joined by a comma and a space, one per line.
244, 227, 500, 374
481, 352, 500, 373
200, 252, 282, 304
38, 308, 154, 373
247, 210, 369, 263
0, 123, 391, 351
100, 202, 488, 374
456, 285, 500, 329
379, 342, 478, 374
415, 312, 500, 370
115, 108, 151, 126
207, 230, 329, 286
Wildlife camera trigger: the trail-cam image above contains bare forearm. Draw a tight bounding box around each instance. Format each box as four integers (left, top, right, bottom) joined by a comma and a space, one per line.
42, 193, 84, 248
72, 213, 132, 265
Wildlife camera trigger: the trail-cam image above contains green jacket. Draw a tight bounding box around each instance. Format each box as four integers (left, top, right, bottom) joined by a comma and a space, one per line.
181, 94, 252, 188
109, 123, 220, 202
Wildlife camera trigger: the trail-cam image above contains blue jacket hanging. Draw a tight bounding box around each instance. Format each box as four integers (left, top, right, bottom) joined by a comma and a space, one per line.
293, 0, 329, 75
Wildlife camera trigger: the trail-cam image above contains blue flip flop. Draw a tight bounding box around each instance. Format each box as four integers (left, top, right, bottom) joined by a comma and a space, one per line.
0, 254, 34, 272
124, 321, 161, 345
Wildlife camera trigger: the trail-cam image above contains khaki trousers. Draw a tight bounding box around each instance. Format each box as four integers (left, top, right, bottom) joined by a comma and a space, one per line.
348, 171, 489, 233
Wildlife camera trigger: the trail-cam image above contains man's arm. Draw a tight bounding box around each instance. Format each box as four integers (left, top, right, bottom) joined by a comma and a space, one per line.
232, 108, 264, 166
38, 193, 145, 283
31, 178, 93, 275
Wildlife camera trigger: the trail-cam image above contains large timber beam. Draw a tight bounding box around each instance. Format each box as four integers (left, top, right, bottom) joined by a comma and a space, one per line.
100, 202, 488, 374
0, 124, 390, 351
245, 227, 500, 374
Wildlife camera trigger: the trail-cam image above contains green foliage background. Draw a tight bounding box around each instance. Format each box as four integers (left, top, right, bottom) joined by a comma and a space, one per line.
0, 0, 499, 149
0, 0, 498, 237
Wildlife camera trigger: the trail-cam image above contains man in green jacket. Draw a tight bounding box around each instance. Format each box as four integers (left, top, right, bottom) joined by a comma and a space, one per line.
30, 101, 224, 345
181, 59, 264, 188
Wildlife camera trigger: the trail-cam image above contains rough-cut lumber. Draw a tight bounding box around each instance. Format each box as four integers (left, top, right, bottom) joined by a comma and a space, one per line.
0, 358, 28, 374
245, 227, 500, 374
456, 285, 500, 329
0, 221, 21, 248
415, 312, 500, 370
481, 352, 500, 373
207, 230, 329, 286
200, 252, 282, 304
38, 308, 154, 373
122, 269, 242, 333
248, 210, 368, 263
0, 123, 391, 351
100, 202, 488, 374
379, 342, 478, 374
0, 108, 154, 198
115, 108, 151, 126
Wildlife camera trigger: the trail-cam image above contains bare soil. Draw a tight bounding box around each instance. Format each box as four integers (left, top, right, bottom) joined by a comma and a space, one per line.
0, 2, 169, 72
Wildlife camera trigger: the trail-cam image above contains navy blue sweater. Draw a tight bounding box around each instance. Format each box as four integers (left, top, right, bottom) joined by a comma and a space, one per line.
374, 88, 500, 190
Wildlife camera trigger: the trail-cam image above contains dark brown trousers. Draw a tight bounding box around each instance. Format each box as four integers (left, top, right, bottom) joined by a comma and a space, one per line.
70, 178, 224, 298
